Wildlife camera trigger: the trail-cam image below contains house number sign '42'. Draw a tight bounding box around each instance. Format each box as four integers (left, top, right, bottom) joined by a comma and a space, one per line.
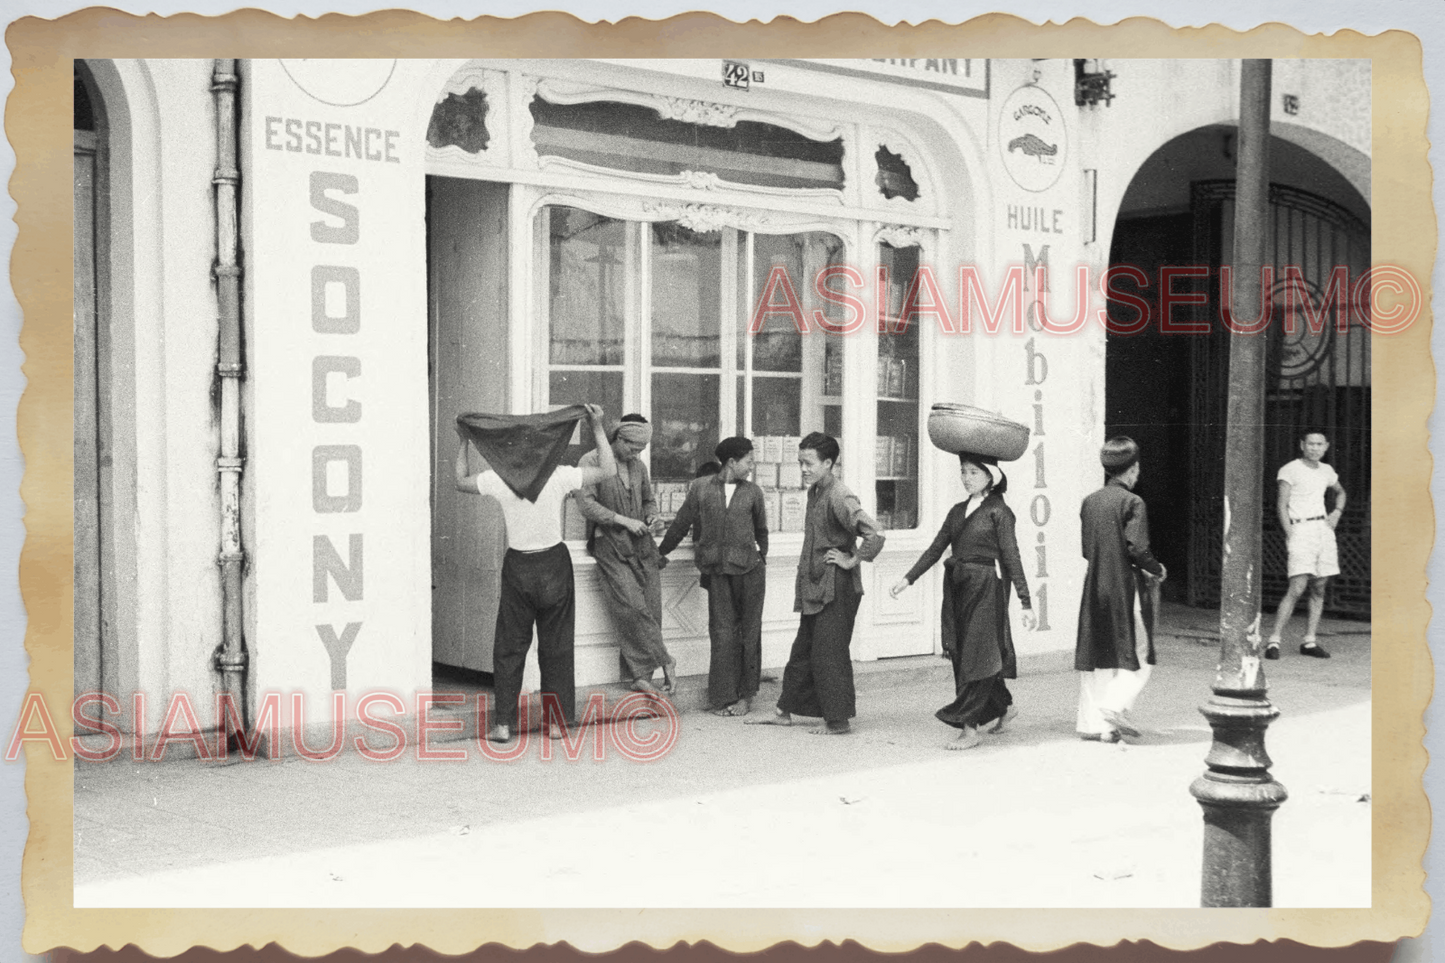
723, 61, 765, 89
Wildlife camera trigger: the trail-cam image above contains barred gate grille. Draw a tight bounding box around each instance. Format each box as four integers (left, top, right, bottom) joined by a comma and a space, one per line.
1186, 182, 1371, 618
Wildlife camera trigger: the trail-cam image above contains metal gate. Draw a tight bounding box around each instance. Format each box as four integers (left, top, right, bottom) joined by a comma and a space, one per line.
1186, 182, 1371, 617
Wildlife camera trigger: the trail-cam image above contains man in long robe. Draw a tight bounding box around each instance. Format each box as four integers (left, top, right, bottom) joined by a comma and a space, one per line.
1075, 436, 1166, 743
576, 415, 677, 695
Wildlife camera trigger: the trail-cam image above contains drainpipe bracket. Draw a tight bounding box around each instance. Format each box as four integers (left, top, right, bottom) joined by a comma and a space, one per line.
213, 651, 248, 672
213, 263, 243, 279
213, 169, 241, 187
217, 362, 245, 378
217, 456, 245, 473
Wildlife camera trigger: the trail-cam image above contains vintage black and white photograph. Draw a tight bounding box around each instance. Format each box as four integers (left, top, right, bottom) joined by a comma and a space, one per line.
62, 50, 1388, 920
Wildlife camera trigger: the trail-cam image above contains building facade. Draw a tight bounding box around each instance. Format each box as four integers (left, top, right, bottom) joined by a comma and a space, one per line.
73, 57, 1370, 737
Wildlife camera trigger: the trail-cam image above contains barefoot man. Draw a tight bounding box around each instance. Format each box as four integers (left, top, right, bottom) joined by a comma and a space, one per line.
577, 414, 678, 696
658, 437, 769, 717
455, 403, 617, 743
748, 432, 885, 735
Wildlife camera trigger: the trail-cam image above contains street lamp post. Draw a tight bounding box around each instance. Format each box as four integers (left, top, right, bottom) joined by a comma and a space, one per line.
1188, 58, 1289, 908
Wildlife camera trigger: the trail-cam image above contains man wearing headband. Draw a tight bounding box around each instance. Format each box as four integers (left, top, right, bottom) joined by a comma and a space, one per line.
577, 414, 678, 696
1074, 436, 1166, 743
658, 437, 770, 717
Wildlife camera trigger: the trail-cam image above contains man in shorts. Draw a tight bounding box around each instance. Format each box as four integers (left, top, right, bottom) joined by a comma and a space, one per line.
1266, 430, 1348, 660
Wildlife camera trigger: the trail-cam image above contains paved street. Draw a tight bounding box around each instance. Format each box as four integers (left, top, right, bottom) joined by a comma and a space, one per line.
72, 605, 1371, 909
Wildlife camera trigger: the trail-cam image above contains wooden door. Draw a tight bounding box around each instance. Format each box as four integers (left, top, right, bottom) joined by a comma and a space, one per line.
428, 176, 510, 672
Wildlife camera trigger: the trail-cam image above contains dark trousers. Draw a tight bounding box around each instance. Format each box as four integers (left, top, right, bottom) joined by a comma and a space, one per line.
592, 542, 670, 682
491, 544, 576, 730
706, 566, 766, 708
778, 577, 861, 724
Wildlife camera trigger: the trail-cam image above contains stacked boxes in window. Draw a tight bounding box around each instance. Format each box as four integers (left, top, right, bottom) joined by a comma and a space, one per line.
876, 436, 894, 477
750, 435, 804, 533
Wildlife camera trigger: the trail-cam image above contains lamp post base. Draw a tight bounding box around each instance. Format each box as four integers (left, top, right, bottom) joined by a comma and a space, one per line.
1190, 695, 1289, 907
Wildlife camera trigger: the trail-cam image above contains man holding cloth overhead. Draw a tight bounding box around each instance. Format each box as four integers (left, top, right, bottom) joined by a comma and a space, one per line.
455, 403, 615, 743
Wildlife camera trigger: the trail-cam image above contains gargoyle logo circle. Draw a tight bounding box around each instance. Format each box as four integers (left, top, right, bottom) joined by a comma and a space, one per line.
999, 84, 1068, 193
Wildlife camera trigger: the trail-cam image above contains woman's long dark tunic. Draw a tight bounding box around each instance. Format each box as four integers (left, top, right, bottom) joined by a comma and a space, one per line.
905, 494, 1031, 684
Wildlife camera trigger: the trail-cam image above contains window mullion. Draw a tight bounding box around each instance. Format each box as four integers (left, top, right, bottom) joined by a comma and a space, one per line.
632, 219, 648, 421
720, 227, 739, 438
743, 231, 756, 436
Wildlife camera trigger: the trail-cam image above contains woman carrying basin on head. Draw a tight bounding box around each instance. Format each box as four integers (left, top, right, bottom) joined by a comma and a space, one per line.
891, 452, 1034, 751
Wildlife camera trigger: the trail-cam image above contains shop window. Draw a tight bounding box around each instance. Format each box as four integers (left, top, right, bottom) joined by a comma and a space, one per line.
876, 146, 919, 202
876, 242, 921, 530
530, 99, 845, 191
539, 204, 847, 536
427, 88, 490, 154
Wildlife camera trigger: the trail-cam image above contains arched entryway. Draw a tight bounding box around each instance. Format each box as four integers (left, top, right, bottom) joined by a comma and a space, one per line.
1105, 126, 1371, 617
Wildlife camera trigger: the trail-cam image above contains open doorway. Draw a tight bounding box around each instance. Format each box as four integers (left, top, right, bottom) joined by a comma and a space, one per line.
427, 176, 510, 675
1106, 127, 1371, 617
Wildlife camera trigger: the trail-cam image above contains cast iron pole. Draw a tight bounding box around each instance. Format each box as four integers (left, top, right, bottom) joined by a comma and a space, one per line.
1189, 58, 1288, 907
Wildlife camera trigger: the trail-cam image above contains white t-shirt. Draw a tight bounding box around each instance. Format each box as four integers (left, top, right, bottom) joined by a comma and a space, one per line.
725, 481, 738, 507
1277, 458, 1338, 520
473, 465, 585, 551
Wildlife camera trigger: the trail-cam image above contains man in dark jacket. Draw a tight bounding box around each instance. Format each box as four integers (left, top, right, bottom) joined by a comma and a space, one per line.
1075, 436, 1166, 743
658, 437, 769, 717
748, 432, 885, 735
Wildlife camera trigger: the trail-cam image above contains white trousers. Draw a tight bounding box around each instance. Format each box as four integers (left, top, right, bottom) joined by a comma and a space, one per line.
1076, 594, 1152, 736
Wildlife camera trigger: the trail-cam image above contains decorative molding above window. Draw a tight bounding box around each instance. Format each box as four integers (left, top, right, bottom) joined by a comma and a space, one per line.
641, 202, 773, 234
874, 224, 929, 250
508, 73, 541, 169
426, 67, 510, 169
528, 79, 848, 196
655, 96, 742, 128
867, 128, 936, 214
679, 170, 724, 191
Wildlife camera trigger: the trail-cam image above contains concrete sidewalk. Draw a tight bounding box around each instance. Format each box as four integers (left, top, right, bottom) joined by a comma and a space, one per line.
72, 605, 1372, 909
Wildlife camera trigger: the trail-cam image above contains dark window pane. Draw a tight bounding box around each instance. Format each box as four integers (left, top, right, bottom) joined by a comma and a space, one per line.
751, 376, 802, 436
650, 374, 719, 484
